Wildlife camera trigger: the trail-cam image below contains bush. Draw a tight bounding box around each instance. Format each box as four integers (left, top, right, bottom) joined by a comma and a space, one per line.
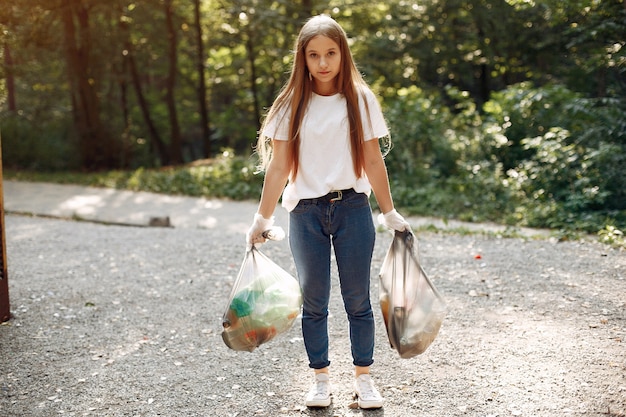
383, 86, 458, 181
382, 82, 626, 235
484, 84, 626, 232
119, 149, 264, 200
1, 114, 79, 171
6, 83, 625, 242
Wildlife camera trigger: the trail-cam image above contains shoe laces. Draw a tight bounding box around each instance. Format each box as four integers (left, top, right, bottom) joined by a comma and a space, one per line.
356, 374, 379, 398
311, 374, 329, 397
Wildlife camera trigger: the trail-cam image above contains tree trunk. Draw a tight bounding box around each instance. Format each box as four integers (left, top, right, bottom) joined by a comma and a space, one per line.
193, 0, 211, 158
246, 36, 261, 130
0, 134, 10, 323
3, 43, 16, 113
164, 0, 183, 165
302, 0, 313, 16
127, 50, 170, 166
60, 0, 116, 169
119, 13, 169, 166
476, 21, 491, 105
119, 57, 131, 169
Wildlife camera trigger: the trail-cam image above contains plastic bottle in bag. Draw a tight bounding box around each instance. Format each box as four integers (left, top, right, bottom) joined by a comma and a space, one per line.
379, 230, 446, 358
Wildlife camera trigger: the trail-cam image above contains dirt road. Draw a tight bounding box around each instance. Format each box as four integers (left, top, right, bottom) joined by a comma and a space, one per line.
0, 185, 624, 416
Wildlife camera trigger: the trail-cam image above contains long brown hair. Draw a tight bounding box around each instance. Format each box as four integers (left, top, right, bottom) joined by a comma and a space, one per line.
256, 15, 378, 180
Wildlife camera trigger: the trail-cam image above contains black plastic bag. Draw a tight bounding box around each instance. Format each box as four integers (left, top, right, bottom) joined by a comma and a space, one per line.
379, 230, 446, 358
221, 246, 302, 352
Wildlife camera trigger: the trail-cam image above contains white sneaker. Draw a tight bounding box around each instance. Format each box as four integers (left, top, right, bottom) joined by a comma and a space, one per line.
354, 374, 384, 409
305, 372, 332, 407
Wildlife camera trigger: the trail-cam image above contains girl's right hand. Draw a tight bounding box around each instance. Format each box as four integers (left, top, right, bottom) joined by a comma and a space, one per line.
246, 213, 274, 249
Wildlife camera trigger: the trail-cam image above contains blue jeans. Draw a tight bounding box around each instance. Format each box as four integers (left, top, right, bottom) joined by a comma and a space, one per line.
289, 189, 376, 369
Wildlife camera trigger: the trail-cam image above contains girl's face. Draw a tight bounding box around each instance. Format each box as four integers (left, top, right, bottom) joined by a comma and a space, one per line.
305, 35, 341, 95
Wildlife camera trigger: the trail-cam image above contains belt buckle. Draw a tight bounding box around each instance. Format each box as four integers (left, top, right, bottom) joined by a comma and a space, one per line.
330, 190, 343, 202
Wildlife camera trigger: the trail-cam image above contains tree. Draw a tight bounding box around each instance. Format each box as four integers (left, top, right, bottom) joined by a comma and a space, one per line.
0, 0, 624, 173
193, 0, 211, 157
2, 43, 16, 113
163, 0, 183, 165
59, 0, 119, 169
119, 12, 170, 166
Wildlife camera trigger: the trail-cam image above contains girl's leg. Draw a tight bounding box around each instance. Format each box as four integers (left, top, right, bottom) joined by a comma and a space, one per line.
330, 192, 376, 368
289, 201, 333, 370
331, 193, 383, 409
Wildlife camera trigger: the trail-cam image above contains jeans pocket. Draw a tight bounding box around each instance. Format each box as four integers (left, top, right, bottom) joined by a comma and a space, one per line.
343, 192, 370, 209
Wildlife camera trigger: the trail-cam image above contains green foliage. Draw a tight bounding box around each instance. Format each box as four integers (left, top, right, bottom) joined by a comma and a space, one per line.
598, 225, 626, 250
383, 86, 457, 181
482, 83, 626, 232
381, 80, 626, 238
383, 83, 517, 223
5, 148, 264, 201
2, 0, 626, 245
1, 115, 80, 171
116, 149, 264, 200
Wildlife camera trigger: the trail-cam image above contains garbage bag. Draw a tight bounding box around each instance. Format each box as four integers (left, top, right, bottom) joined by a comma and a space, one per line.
222, 247, 302, 352
379, 230, 446, 358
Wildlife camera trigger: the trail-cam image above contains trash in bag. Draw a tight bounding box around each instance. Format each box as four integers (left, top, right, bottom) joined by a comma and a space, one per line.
222, 245, 302, 352
379, 230, 446, 358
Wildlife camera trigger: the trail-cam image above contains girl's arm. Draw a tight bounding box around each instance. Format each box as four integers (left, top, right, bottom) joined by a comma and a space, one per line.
257, 139, 291, 219
363, 138, 394, 214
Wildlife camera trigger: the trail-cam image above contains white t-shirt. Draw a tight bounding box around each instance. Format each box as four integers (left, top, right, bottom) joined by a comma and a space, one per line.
262, 88, 389, 211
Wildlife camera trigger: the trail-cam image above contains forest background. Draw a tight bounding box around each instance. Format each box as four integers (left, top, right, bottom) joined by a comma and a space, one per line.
0, 0, 625, 244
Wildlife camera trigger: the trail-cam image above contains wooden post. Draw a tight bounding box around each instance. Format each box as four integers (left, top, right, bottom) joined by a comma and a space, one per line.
0, 132, 10, 322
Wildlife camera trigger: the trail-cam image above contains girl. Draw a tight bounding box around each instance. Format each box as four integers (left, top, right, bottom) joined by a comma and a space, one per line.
246, 14, 409, 409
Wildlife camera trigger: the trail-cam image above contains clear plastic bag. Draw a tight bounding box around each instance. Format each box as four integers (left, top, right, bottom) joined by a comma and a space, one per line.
221, 246, 302, 352
379, 230, 446, 358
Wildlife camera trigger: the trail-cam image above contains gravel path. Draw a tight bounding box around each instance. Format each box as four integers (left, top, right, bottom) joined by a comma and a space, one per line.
1, 208, 624, 417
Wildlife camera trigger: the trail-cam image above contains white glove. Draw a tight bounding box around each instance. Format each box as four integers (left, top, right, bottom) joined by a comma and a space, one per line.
246, 213, 274, 250
378, 209, 410, 232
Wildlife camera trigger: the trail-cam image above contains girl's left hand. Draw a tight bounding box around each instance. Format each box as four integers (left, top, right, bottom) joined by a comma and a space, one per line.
378, 209, 411, 232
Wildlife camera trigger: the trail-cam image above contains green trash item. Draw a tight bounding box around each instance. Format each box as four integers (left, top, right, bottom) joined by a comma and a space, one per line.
229, 288, 262, 318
